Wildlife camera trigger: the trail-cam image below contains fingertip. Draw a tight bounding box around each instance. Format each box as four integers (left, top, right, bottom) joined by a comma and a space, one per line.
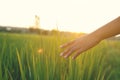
72, 53, 79, 60
60, 44, 66, 48
60, 52, 64, 56
64, 55, 68, 58
72, 56, 75, 60
60, 45, 63, 48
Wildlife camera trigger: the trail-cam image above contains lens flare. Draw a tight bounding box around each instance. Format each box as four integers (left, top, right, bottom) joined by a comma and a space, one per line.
37, 48, 43, 54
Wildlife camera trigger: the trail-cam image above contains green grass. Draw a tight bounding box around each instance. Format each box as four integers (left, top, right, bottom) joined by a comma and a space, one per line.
0, 32, 120, 80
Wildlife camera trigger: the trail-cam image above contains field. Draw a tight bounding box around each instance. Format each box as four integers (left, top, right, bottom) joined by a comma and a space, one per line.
0, 32, 120, 80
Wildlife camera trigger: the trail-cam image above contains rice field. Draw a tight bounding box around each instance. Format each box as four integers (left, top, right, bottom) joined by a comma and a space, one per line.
0, 32, 120, 80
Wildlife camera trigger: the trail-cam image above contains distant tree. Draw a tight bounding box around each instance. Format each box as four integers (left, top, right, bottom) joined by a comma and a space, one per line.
42, 30, 50, 35
29, 27, 35, 32
51, 29, 59, 35
29, 27, 40, 34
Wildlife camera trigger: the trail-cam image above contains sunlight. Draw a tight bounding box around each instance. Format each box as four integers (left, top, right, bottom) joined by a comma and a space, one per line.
0, 0, 120, 33
37, 48, 43, 54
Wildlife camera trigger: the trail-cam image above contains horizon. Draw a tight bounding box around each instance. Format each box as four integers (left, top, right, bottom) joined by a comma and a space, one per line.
0, 0, 120, 33
0, 25, 86, 34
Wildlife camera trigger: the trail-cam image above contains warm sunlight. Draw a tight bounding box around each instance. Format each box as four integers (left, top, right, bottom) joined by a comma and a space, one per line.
37, 48, 43, 54
0, 0, 120, 33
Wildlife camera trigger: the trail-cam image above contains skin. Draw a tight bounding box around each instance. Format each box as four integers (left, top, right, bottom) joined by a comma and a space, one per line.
60, 16, 120, 59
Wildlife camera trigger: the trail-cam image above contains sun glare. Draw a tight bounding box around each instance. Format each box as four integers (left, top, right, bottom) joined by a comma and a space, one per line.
0, 0, 120, 33
37, 48, 43, 54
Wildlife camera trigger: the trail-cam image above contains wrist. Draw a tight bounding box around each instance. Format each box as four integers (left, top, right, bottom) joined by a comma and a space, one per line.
89, 32, 103, 42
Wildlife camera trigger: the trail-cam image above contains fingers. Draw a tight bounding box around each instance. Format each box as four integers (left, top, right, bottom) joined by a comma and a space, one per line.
60, 48, 83, 60
60, 40, 75, 48
72, 48, 83, 59
60, 46, 79, 58
60, 34, 99, 60
72, 44, 94, 59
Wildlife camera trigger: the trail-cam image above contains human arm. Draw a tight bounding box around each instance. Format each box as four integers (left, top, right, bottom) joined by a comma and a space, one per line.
60, 16, 120, 59
91, 16, 120, 40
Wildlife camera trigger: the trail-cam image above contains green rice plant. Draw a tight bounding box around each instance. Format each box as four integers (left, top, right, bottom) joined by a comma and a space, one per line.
0, 32, 120, 80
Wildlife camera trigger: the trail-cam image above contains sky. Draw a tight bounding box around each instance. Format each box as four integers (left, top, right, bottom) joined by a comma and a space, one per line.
0, 0, 120, 33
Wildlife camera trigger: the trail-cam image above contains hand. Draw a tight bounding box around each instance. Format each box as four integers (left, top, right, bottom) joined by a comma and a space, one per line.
60, 34, 101, 59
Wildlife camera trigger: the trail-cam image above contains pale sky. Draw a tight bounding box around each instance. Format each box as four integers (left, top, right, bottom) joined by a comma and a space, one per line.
0, 0, 120, 33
